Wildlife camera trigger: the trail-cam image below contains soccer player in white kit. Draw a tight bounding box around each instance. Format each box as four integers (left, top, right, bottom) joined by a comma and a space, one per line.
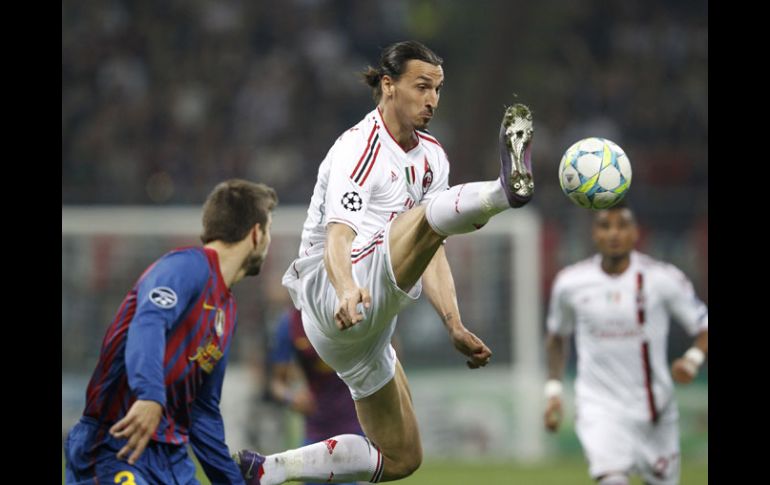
543, 203, 708, 485
234, 40, 535, 484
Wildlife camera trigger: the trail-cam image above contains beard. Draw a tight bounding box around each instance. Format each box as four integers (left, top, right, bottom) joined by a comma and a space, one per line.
242, 252, 265, 276
415, 116, 431, 130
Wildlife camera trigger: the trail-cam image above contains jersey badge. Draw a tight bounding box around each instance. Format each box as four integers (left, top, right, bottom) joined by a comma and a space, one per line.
422, 156, 433, 194
341, 191, 363, 211
149, 287, 177, 309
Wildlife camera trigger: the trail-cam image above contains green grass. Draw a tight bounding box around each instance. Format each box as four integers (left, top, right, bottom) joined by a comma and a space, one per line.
64, 453, 706, 484
392, 459, 706, 485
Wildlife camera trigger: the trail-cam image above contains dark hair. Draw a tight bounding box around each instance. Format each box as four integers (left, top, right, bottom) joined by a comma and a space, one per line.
362, 40, 443, 102
200, 179, 278, 244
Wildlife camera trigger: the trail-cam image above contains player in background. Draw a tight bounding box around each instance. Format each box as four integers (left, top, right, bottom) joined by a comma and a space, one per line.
234, 39, 535, 484
64, 179, 278, 485
543, 202, 708, 485
267, 307, 365, 485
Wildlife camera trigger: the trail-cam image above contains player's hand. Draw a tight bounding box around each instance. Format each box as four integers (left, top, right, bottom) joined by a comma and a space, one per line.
544, 396, 563, 432
109, 399, 163, 465
671, 358, 697, 384
290, 388, 317, 416
335, 287, 371, 330
450, 327, 492, 369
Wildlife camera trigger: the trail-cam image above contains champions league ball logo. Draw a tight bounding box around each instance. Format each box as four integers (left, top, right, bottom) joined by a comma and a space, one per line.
341, 191, 363, 211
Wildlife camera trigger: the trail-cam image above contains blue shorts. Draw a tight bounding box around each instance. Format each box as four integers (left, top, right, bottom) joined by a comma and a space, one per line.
64, 417, 199, 485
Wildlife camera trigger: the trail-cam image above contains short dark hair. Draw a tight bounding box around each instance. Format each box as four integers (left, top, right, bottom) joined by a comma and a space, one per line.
200, 179, 278, 244
362, 40, 443, 102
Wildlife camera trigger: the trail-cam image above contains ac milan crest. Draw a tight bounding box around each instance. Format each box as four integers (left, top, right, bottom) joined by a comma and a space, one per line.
422, 156, 433, 194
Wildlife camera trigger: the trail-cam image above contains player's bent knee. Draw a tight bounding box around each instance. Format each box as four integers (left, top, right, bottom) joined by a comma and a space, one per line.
388, 452, 422, 479
399, 444, 424, 477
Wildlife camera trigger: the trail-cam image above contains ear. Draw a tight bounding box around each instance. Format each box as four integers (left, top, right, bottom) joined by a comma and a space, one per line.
251, 224, 261, 248
381, 75, 394, 97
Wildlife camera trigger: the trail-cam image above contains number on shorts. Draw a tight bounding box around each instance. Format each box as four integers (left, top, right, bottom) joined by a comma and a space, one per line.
114, 471, 136, 485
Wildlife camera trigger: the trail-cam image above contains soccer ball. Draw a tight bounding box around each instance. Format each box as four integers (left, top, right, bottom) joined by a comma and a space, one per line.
558, 137, 632, 210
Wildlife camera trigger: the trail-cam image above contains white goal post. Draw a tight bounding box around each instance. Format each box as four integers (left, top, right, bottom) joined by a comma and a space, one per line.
62, 205, 546, 459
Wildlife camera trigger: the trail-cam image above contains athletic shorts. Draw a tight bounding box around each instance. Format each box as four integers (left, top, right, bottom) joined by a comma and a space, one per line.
283, 220, 421, 400
64, 417, 198, 485
575, 402, 681, 485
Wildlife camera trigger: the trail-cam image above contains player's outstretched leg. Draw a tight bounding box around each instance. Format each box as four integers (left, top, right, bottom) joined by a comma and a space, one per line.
425, 102, 534, 234
387, 104, 535, 290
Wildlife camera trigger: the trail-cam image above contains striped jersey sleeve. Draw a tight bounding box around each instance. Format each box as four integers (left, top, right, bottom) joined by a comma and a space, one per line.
324, 122, 384, 234
127, 251, 209, 405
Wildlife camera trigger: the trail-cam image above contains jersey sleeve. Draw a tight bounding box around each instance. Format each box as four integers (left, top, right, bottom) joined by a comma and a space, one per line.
324, 129, 383, 234
658, 264, 708, 336
190, 351, 246, 484
546, 271, 576, 336
268, 313, 294, 364
126, 250, 209, 406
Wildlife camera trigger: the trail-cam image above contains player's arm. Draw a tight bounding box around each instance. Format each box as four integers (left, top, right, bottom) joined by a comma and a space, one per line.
542, 272, 575, 433
421, 245, 492, 369
110, 252, 207, 464
660, 265, 709, 384
322, 132, 379, 331
672, 329, 708, 384
270, 362, 316, 416
544, 332, 569, 432
189, 352, 246, 484
325, 222, 371, 330
268, 316, 316, 415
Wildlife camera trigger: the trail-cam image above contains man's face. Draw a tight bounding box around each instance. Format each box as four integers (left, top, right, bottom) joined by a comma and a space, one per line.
592, 208, 638, 259
242, 213, 272, 277
390, 60, 444, 130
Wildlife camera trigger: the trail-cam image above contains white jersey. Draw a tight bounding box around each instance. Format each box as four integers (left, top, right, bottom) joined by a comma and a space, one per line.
283, 107, 450, 284
547, 251, 708, 421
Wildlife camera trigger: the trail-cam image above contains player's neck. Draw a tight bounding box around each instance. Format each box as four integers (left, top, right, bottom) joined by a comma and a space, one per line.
600, 255, 631, 275
205, 241, 250, 287
378, 105, 417, 151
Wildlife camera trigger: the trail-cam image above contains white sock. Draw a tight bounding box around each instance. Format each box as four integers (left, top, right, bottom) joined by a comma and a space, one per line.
425, 181, 510, 236
261, 434, 384, 484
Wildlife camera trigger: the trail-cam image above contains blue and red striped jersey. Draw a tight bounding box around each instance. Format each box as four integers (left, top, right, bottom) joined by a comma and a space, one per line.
81, 246, 243, 481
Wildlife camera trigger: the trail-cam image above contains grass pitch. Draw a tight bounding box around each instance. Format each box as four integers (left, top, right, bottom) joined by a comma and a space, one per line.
64, 453, 707, 484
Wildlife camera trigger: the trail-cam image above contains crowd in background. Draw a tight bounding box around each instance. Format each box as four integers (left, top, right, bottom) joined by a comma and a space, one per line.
62, 0, 707, 305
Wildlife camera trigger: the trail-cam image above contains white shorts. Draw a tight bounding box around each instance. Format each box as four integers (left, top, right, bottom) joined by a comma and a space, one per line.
575, 402, 681, 484
282, 221, 421, 400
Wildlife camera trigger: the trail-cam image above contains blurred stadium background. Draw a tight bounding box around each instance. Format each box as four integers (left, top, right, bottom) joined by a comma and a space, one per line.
62, 0, 707, 483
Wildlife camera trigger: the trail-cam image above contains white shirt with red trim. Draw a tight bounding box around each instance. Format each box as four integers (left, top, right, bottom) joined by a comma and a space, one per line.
283, 107, 450, 282
547, 251, 708, 420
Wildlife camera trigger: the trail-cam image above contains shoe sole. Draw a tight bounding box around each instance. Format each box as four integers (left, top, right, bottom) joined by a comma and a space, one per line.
499, 103, 534, 207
